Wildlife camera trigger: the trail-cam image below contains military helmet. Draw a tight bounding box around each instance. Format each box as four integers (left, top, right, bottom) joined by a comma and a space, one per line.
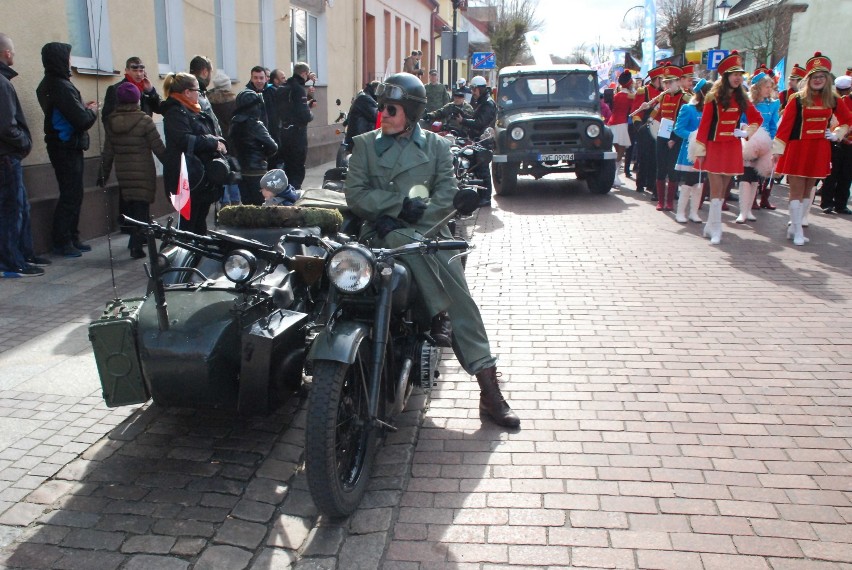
376, 72, 427, 122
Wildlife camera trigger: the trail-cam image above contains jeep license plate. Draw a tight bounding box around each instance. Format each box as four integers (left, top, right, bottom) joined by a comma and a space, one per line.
539, 153, 574, 162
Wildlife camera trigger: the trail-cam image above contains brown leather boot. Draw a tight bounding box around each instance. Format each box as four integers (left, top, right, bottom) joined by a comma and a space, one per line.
475, 367, 520, 428
429, 312, 452, 348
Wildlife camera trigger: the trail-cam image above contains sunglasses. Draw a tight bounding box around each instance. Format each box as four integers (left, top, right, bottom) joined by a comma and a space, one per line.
129, 64, 145, 70
378, 103, 399, 117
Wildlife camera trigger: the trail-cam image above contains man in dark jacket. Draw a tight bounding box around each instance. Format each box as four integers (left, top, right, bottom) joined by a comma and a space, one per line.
35, 42, 98, 257
0, 33, 48, 277
344, 81, 379, 152
189, 55, 222, 137
278, 62, 316, 189
101, 56, 161, 123
460, 76, 497, 206
229, 90, 278, 205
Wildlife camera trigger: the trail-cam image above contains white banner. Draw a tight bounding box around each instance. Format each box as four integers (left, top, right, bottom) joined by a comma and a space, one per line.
524, 31, 552, 66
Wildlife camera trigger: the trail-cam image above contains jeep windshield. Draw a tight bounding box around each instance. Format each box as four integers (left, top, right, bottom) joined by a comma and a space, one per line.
497, 72, 598, 110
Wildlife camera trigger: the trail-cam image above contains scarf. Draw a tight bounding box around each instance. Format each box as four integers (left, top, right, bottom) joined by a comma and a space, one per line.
170, 92, 201, 114
125, 74, 146, 93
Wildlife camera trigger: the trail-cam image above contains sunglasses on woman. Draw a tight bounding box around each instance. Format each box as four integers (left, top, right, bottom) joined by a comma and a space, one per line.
378, 103, 399, 117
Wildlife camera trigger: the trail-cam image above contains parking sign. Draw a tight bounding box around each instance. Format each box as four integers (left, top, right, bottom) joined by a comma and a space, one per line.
707, 49, 729, 71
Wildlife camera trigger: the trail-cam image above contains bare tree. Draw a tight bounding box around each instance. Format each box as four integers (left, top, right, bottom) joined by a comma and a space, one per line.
479, 0, 543, 68
566, 38, 615, 67
734, 3, 793, 68
657, 0, 703, 57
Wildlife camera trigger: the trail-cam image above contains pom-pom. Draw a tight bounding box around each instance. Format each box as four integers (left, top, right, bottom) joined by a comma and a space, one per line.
742, 127, 773, 177
687, 130, 700, 163
814, 51, 822, 57
731, 50, 739, 55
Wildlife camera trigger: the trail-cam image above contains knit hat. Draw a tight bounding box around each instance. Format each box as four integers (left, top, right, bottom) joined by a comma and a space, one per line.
116, 82, 141, 104
260, 168, 288, 191
212, 70, 231, 90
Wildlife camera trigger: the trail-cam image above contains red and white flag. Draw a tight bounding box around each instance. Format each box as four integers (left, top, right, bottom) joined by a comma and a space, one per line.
170, 152, 192, 221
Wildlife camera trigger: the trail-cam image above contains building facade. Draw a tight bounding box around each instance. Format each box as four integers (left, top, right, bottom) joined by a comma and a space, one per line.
5, 0, 360, 252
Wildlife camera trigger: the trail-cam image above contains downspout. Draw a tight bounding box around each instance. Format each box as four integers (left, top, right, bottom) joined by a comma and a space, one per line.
361, 0, 367, 86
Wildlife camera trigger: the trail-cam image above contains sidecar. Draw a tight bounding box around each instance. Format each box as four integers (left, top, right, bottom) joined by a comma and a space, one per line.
89, 205, 344, 415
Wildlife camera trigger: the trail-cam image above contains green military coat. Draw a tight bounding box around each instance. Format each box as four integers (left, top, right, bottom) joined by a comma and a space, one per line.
345, 123, 495, 374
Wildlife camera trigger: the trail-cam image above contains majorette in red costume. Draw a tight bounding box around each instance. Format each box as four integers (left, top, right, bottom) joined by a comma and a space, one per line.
695, 52, 763, 175
774, 52, 852, 179
779, 63, 805, 109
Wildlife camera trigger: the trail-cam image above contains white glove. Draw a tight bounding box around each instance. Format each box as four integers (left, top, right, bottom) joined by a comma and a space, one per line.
733, 129, 748, 138
826, 129, 839, 142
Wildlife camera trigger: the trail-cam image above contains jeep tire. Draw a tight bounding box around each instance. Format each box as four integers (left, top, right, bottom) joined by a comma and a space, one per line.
585, 160, 616, 194
493, 162, 519, 196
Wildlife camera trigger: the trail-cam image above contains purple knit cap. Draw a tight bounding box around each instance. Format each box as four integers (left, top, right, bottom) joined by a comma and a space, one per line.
117, 82, 141, 104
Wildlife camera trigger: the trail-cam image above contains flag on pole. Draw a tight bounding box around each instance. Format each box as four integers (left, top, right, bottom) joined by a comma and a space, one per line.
171, 152, 192, 221
524, 31, 552, 66
641, 0, 656, 77
773, 57, 786, 91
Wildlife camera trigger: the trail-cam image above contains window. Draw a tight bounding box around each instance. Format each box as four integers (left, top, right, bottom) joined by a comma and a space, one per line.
291, 7, 318, 77
214, 0, 237, 79
154, 0, 185, 75
65, 0, 113, 72
260, 0, 276, 68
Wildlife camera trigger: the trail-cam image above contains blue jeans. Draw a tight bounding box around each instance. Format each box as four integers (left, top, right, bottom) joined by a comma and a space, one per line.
221, 183, 241, 205
0, 156, 33, 271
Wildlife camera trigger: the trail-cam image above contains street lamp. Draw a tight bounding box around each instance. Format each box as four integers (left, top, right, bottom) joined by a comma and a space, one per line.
716, 0, 732, 49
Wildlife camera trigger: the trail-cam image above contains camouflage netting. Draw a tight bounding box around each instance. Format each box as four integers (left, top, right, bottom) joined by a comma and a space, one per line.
218, 205, 343, 233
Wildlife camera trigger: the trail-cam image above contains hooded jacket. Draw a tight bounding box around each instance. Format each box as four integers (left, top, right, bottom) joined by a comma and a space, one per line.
35, 42, 97, 149
229, 102, 278, 175
101, 103, 166, 203
0, 61, 31, 158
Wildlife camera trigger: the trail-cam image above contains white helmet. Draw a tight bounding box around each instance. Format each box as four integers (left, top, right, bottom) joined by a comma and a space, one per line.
470, 76, 487, 88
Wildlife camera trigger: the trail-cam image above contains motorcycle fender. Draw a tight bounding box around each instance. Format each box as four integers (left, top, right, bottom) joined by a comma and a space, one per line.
307, 321, 369, 364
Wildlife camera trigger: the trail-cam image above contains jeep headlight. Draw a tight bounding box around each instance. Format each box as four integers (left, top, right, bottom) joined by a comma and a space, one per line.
510, 127, 525, 141
586, 124, 601, 138
224, 249, 257, 284
328, 245, 375, 293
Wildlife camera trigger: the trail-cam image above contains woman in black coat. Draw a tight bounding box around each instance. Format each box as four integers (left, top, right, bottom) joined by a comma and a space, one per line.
161, 72, 226, 234
228, 90, 278, 205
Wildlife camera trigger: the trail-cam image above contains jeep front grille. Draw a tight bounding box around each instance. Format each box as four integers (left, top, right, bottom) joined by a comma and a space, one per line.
529, 121, 582, 147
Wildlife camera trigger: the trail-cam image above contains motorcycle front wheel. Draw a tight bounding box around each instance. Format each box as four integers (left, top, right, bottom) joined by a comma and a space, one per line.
305, 344, 378, 518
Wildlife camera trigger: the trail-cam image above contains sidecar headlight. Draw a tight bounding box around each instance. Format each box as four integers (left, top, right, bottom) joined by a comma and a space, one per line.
328, 245, 375, 293
224, 249, 257, 284
586, 123, 601, 138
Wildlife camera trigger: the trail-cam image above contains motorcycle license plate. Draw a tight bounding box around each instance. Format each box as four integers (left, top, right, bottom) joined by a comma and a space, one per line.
539, 153, 574, 161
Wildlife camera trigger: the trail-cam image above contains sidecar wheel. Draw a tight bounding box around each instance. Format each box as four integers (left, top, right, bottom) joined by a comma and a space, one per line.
305, 346, 377, 518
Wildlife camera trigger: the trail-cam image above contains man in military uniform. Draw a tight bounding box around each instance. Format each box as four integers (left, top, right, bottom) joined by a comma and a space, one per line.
345, 72, 519, 428
424, 89, 472, 131
459, 75, 497, 207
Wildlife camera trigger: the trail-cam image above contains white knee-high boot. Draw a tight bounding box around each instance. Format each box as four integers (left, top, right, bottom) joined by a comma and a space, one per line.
788, 200, 808, 246
675, 185, 690, 223
801, 187, 816, 227
735, 182, 757, 223
704, 199, 723, 244
688, 185, 703, 222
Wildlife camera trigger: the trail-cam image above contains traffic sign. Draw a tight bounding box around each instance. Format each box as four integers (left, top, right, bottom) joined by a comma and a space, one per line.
707, 49, 729, 71
471, 52, 496, 70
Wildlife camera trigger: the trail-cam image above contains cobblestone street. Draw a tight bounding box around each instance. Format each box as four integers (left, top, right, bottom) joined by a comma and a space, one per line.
2, 169, 852, 569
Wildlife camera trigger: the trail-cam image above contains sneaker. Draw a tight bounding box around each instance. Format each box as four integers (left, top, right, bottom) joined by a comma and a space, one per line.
54, 244, 83, 258
0, 265, 45, 278
72, 241, 92, 252
25, 256, 52, 267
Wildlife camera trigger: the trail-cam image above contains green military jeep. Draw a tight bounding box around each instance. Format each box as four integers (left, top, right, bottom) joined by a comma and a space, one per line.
491, 64, 617, 195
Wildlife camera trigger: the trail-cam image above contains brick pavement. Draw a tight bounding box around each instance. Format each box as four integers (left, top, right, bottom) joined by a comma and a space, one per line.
1, 170, 851, 569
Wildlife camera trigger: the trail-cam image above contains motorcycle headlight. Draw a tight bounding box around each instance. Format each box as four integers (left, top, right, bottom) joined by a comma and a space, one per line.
463, 147, 474, 156
328, 245, 375, 293
586, 124, 601, 138
460, 158, 470, 169
510, 127, 525, 141
223, 249, 257, 284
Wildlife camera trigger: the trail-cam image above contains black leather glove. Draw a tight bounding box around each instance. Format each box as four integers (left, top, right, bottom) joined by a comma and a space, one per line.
399, 197, 428, 224
375, 215, 404, 238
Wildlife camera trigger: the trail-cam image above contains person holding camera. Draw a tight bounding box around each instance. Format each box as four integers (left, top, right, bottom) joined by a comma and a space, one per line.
98, 83, 166, 258
424, 89, 472, 132
160, 72, 226, 235
229, 90, 278, 205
